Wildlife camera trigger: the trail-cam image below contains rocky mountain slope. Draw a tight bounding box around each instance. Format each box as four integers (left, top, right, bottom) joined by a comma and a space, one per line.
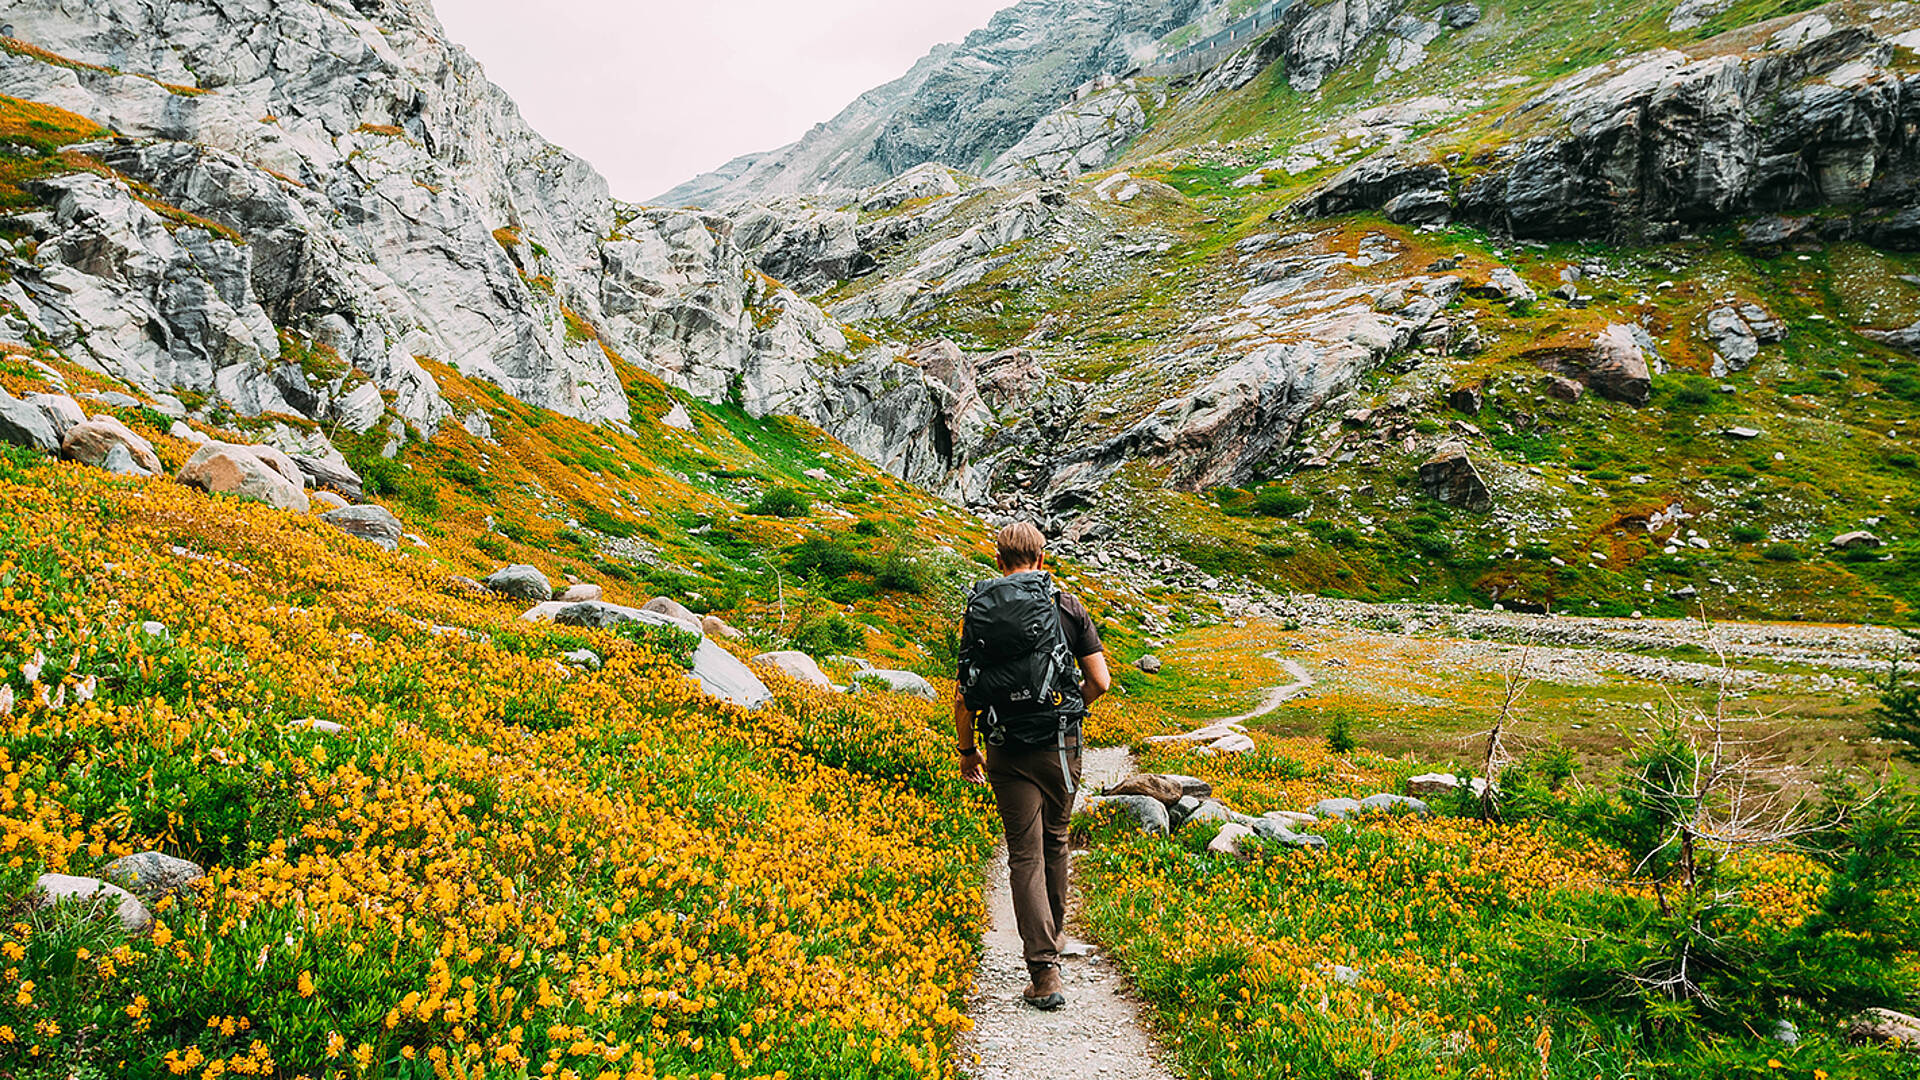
5, 0, 1920, 628
655, 0, 1221, 207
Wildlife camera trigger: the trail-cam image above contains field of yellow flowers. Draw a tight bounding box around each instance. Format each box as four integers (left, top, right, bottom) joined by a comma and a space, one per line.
0, 446, 1001, 1078
1077, 641, 1920, 1080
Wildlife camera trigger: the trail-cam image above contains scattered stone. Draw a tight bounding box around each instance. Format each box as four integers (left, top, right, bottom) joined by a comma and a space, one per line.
754, 650, 834, 690
309, 490, 350, 512
803, 467, 830, 482
1359, 792, 1431, 815
1832, 531, 1882, 550
1849, 1008, 1920, 1051
562, 649, 602, 669
1250, 818, 1328, 848
0, 389, 59, 452
1202, 732, 1257, 755
1207, 821, 1257, 857
61, 416, 161, 476
485, 565, 553, 602
289, 718, 347, 735
1263, 810, 1320, 829
1105, 774, 1183, 804
101, 851, 205, 901
1407, 773, 1493, 799
1589, 324, 1653, 405
1722, 426, 1763, 439
555, 583, 603, 603
1089, 794, 1171, 835
33, 874, 151, 933
1446, 383, 1484, 415
1467, 267, 1536, 303
702, 614, 745, 640
1313, 797, 1364, 819
1331, 965, 1362, 986
177, 443, 310, 512
661, 402, 696, 431
1185, 800, 1238, 826
1163, 774, 1213, 799
1168, 795, 1204, 828
1381, 188, 1452, 226
860, 669, 938, 701
1545, 376, 1584, 402
1419, 441, 1493, 512
1773, 1019, 1800, 1047
320, 504, 402, 550
1135, 654, 1163, 674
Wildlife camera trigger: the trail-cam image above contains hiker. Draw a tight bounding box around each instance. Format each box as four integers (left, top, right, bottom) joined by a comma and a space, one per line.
954, 522, 1111, 1011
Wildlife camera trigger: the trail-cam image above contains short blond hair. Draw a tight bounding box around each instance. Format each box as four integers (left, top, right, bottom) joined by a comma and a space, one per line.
995, 521, 1047, 570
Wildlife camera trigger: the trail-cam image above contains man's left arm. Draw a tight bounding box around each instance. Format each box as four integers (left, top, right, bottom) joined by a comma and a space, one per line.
1078, 651, 1111, 705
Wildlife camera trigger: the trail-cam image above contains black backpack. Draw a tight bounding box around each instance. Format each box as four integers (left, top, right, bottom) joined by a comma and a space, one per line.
959, 570, 1086, 749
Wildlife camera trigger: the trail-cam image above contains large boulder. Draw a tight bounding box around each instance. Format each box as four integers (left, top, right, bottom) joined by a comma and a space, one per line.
1207, 821, 1257, 857
290, 454, 364, 500
1588, 324, 1653, 405
101, 851, 206, 901
177, 443, 310, 512
1849, 1008, 1920, 1051
702, 614, 746, 640
33, 873, 151, 933
0, 389, 59, 452
1086, 794, 1170, 835
27, 394, 85, 440
641, 596, 704, 634
860, 669, 938, 701
1105, 774, 1184, 804
321, 504, 403, 550
553, 602, 771, 708
555, 583, 603, 603
1419, 442, 1492, 512
61, 417, 161, 476
486, 565, 553, 602
753, 650, 833, 690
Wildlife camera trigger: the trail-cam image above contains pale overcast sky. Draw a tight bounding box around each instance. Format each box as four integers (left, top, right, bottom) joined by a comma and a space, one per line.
434, 0, 1012, 202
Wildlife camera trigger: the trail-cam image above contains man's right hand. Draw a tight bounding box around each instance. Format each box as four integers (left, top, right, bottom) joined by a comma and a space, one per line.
959, 749, 986, 784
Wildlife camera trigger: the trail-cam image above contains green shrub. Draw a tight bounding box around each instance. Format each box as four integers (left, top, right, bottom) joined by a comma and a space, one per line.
1730, 525, 1766, 544
787, 536, 874, 580
1763, 543, 1803, 562
789, 609, 865, 656
874, 544, 929, 594
1252, 488, 1310, 517
852, 518, 882, 536
751, 486, 812, 518
1325, 711, 1357, 754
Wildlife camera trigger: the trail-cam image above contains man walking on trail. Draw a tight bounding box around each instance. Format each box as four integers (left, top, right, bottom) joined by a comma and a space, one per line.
954, 522, 1111, 1011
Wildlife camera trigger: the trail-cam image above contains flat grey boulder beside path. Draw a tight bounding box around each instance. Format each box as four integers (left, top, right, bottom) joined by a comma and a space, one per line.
33, 873, 152, 933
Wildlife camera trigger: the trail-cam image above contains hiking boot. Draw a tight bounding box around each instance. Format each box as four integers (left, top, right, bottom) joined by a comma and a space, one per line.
1023, 962, 1066, 1010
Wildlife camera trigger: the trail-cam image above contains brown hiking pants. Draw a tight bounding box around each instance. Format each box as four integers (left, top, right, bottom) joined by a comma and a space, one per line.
986, 741, 1083, 968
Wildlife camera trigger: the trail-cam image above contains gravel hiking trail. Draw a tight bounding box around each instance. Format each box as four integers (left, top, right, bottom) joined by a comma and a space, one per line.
959, 745, 1177, 1080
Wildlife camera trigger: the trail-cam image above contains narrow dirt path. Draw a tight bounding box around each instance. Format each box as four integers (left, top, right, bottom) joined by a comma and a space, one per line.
1145, 652, 1315, 747
959, 745, 1177, 1080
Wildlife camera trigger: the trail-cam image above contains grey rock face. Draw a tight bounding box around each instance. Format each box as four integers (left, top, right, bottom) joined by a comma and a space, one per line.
1458, 18, 1920, 239
985, 81, 1160, 184
321, 504, 403, 550
27, 394, 85, 440
101, 851, 206, 901
1358, 792, 1431, 814
1419, 442, 1492, 512
485, 565, 553, 602
0, 389, 59, 452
